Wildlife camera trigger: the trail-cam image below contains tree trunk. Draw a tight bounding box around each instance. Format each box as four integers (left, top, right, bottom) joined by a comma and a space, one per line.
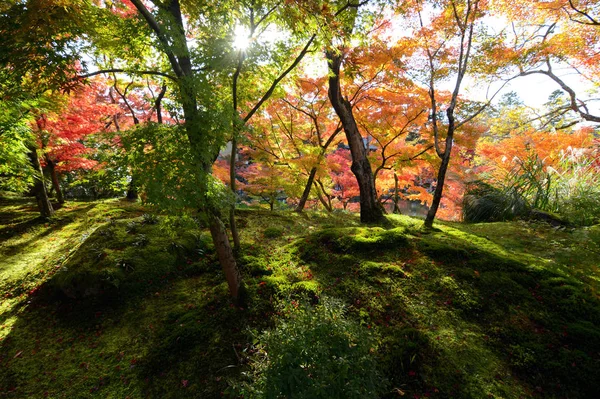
393, 172, 401, 214
295, 166, 318, 212
27, 144, 54, 218
229, 136, 241, 251
326, 51, 384, 224
45, 157, 64, 204
208, 211, 242, 303
131, 0, 242, 301
314, 182, 333, 212
126, 177, 138, 201
424, 131, 454, 229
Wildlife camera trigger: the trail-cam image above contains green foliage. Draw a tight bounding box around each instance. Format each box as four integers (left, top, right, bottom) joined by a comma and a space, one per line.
469, 149, 600, 225
63, 133, 130, 200
238, 297, 384, 399
549, 148, 600, 226
462, 181, 528, 223
0, 102, 34, 192
122, 123, 234, 213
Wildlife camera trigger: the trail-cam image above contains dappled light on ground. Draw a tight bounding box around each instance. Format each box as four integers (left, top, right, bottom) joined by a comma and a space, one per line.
1, 199, 599, 398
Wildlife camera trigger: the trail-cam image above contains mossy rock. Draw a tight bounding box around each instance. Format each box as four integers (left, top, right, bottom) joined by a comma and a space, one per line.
527, 209, 570, 227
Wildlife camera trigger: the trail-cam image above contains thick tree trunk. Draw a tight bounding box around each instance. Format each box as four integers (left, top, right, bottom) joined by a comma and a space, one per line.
326, 51, 384, 224
208, 212, 242, 303
27, 144, 54, 218
45, 157, 64, 204
295, 166, 318, 212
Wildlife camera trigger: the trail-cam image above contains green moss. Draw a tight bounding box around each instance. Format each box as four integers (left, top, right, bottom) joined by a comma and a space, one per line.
2, 198, 600, 399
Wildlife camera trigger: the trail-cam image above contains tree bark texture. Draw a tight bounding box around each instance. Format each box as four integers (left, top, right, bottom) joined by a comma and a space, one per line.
45, 157, 64, 204
393, 172, 401, 214
208, 211, 242, 303
326, 51, 384, 223
424, 128, 454, 229
27, 144, 54, 218
295, 166, 318, 212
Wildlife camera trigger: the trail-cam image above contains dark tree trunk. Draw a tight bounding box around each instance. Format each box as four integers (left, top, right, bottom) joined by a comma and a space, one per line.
126, 178, 138, 201
155, 84, 167, 124
393, 172, 401, 214
295, 166, 318, 212
45, 157, 64, 204
27, 144, 54, 218
314, 181, 333, 212
229, 136, 240, 251
131, 0, 242, 301
424, 124, 455, 229
326, 51, 384, 224
208, 212, 242, 303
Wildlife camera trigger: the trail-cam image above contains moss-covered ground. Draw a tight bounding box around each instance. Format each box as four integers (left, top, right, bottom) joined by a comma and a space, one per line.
1, 197, 599, 398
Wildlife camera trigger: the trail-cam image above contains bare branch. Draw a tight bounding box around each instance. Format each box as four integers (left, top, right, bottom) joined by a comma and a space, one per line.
243, 34, 316, 123
78, 69, 177, 82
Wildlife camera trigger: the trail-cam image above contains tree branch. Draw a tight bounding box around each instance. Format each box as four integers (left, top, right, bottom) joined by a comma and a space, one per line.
243, 34, 316, 123
129, 0, 184, 77
78, 69, 177, 82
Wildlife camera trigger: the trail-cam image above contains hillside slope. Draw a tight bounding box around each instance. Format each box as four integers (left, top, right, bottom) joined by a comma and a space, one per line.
1, 198, 599, 398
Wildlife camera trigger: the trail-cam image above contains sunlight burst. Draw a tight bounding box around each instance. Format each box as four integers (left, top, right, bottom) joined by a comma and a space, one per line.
233, 24, 250, 51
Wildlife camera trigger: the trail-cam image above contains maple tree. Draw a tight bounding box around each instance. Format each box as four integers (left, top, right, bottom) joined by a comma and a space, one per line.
38, 80, 117, 203
2, 0, 600, 299
495, 0, 600, 123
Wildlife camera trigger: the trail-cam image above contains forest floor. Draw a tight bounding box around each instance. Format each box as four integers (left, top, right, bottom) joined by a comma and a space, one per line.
1, 197, 599, 398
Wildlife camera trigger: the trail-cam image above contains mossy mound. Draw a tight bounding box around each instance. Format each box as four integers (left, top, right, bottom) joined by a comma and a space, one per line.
45, 217, 212, 301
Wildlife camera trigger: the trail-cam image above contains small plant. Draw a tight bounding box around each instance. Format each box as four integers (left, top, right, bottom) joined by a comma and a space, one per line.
168, 241, 184, 254
263, 226, 284, 239
141, 213, 159, 225
236, 297, 384, 398
91, 246, 106, 260
125, 221, 138, 234
115, 258, 134, 272
132, 234, 149, 247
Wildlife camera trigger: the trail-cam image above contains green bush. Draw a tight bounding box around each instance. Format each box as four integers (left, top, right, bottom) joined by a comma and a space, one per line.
469, 148, 600, 226
263, 226, 284, 239
237, 297, 384, 399
462, 181, 528, 223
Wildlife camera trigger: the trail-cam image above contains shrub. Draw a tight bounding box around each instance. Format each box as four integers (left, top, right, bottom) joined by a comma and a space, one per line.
462, 181, 528, 223
237, 297, 384, 398
263, 226, 284, 239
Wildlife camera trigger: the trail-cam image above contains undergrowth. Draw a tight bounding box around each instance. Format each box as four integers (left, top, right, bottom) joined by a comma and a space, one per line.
1, 198, 599, 398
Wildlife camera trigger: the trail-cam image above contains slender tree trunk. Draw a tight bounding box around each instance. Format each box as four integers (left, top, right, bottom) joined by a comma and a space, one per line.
126, 178, 138, 201
131, 0, 242, 301
314, 182, 333, 212
229, 51, 243, 253
326, 51, 384, 223
27, 144, 54, 218
155, 84, 167, 124
393, 172, 401, 214
229, 136, 241, 251
424, 130, 454, 229
296, 166, 318, 212
208, 211, 242, 303
45, 157, 64, 204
